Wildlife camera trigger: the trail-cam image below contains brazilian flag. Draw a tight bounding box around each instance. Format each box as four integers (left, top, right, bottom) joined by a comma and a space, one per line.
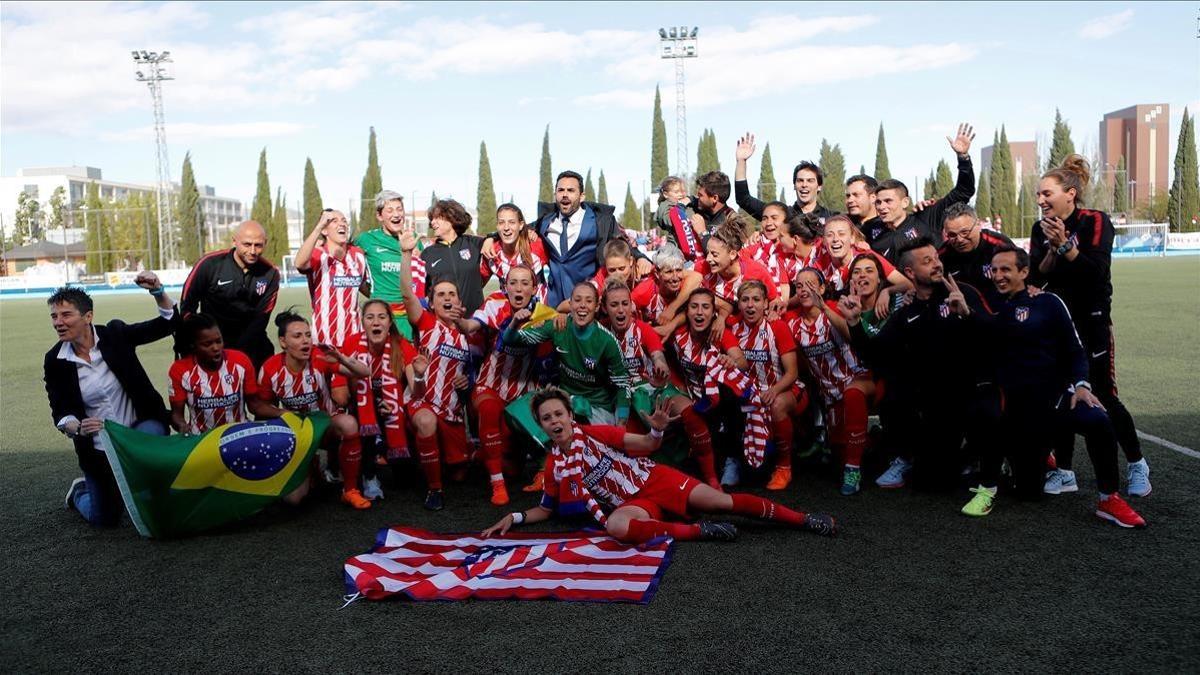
100, 413, 329, 538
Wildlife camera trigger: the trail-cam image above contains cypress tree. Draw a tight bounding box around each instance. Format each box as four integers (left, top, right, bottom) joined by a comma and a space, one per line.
1168, 108, 1200, 232
360, 127, 383, 225
817, 140, 847, 212
859, 164, 867, 176
538, 125, 553, 203
696, 129, 721, 176
976, 168, 992, 221
303, 157, 323, 233
1017, 176, 1039, 237
476, 141, 497, 233
779, 188, 786, 202
598, 170, 609, 205
82, 183, 103, 272
251, 147, 273, 243
651, 85, 670, 186
757, 142, 777, 201
271, 187, 288, 262
584, 169, 596, 202
923, 170, 937, 201
620, 183, 640, 230
177, 152, 204, 263
1048, 109, 1076, 170
874, 123, 891, 181
1113, 154, 1130, 214
934, 159, 954, 198
989, 128, 1018, 236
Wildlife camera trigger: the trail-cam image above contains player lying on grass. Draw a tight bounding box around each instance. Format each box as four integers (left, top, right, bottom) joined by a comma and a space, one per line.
480, 387, 837, 544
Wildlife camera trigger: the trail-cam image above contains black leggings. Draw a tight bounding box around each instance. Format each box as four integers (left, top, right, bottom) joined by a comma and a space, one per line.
1055, 318, 1141, 469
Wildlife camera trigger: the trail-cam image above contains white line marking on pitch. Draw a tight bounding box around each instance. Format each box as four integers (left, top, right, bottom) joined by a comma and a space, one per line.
1138, 430, 1200, 459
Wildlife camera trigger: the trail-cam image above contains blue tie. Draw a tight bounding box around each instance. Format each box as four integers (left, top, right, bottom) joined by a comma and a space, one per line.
559, 214, 571, 255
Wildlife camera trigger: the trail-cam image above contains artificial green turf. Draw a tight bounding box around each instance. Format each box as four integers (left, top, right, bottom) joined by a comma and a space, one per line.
1, 257, 1197, 671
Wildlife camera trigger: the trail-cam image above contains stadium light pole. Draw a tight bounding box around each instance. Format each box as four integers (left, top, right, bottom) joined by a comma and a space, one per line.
132, 50, 176, 269
658, 26, 698, 182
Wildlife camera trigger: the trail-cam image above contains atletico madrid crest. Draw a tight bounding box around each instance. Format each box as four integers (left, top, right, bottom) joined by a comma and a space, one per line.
256, 280, 268, 295
459, 249, 472, 260
938, 302, 951, 318
1015, 307, 1029, 322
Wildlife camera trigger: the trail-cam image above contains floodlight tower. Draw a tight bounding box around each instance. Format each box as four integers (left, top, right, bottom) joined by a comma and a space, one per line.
658, 26, 698, 182
132, 50, 176, 267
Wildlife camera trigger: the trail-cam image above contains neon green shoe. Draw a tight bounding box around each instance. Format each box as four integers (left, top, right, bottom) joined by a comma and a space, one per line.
961, 485, 997, 517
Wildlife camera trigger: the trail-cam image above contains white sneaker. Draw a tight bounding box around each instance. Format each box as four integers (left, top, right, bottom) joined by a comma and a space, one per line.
65, 477, 85, 510
363, 476, 384, 501
720, 458, 741, 487
1043, 469, 1079, 495
876, 457, 911, 488
1126, 458, 1151, 497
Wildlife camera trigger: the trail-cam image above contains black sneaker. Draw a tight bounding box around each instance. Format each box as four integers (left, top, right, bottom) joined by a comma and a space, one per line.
698, 521, 738, 542
64, 477, 85, 511
803, 513, 838, 537
423, 489, 445, 511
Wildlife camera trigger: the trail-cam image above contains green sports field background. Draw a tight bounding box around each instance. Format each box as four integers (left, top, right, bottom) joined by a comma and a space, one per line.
1, 257, 1197, 671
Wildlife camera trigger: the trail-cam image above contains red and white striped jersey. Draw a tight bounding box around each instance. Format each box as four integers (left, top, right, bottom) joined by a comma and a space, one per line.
789, 303, 865, 404
745, 239, 798, 287
480, 238, 549, 302
256, 349, 339, 414
471, 297, 538, 401
698, 254, 779, 309
305, 244, 366, 347
610, 319, 664, 385
411, 311, 470, 421
168, 349, 257, 434
670, 327, 740, 400
731, 318, 796, 392
540, 425, 654, 510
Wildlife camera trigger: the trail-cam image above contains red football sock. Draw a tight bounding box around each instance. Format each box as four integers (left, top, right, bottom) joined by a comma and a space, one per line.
622, 518, 702, 544
730, 493, 807, 527
681, 406, 718, 484
476, 396, 508, 479
842, 387, 868, 468
416, 432, 443, 490
772, 415, 793, 469
339, 433, 362, 492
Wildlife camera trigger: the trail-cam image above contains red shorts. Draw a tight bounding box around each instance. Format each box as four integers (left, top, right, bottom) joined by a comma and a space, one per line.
621, 465, 701, 520
406, 402, 468, 464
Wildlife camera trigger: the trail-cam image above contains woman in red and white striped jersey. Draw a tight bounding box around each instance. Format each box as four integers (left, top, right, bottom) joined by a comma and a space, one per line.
480, 388, 836, 544
256, 309, 373, 510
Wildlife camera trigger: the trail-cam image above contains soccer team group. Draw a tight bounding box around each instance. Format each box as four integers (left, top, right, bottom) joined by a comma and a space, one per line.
47, 122, 1154, 544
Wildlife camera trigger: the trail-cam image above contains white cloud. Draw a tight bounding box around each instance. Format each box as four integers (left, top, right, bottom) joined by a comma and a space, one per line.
1078, 9, 1134, 40
100, 121, 309, 142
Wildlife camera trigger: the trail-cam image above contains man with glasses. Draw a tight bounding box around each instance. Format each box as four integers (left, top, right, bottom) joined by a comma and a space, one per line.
938, 202, 1014, 292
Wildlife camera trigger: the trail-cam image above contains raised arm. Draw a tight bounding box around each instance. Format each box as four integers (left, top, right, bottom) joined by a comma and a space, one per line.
733, 133, 766, 221
397, 229, 425, 325
294, 211, 333, 273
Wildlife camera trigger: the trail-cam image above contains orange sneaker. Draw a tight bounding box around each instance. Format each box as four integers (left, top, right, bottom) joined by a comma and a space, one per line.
341, 488, 372, 510
522, 472, 544, 493
766, 465, 792, 491
490, 479, 510, 506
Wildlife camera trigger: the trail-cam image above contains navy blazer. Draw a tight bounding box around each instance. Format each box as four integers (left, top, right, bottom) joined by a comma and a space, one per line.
44, 312, 175, 458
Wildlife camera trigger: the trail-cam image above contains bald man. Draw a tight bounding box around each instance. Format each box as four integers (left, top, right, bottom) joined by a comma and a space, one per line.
179, 220, 280, 367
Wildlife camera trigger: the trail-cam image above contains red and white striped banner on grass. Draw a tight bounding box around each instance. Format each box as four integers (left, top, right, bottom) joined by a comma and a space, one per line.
344, 526, 675, 604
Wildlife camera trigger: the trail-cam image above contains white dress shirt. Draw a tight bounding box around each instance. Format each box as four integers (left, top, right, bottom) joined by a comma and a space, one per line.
544, 207, 585, 255
56, 306, 174, 430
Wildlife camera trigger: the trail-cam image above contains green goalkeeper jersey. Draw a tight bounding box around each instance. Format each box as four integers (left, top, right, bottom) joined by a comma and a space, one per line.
504, 319, 630, 418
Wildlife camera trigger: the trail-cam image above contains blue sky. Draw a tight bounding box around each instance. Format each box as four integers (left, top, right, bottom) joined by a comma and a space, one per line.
2, 1, 1197, 217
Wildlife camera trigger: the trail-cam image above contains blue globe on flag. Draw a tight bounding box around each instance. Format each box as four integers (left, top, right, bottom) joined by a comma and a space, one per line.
217, 419, 297, 481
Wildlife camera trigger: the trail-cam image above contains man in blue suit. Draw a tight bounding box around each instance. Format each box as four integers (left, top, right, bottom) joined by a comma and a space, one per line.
533, 171, 651, 307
